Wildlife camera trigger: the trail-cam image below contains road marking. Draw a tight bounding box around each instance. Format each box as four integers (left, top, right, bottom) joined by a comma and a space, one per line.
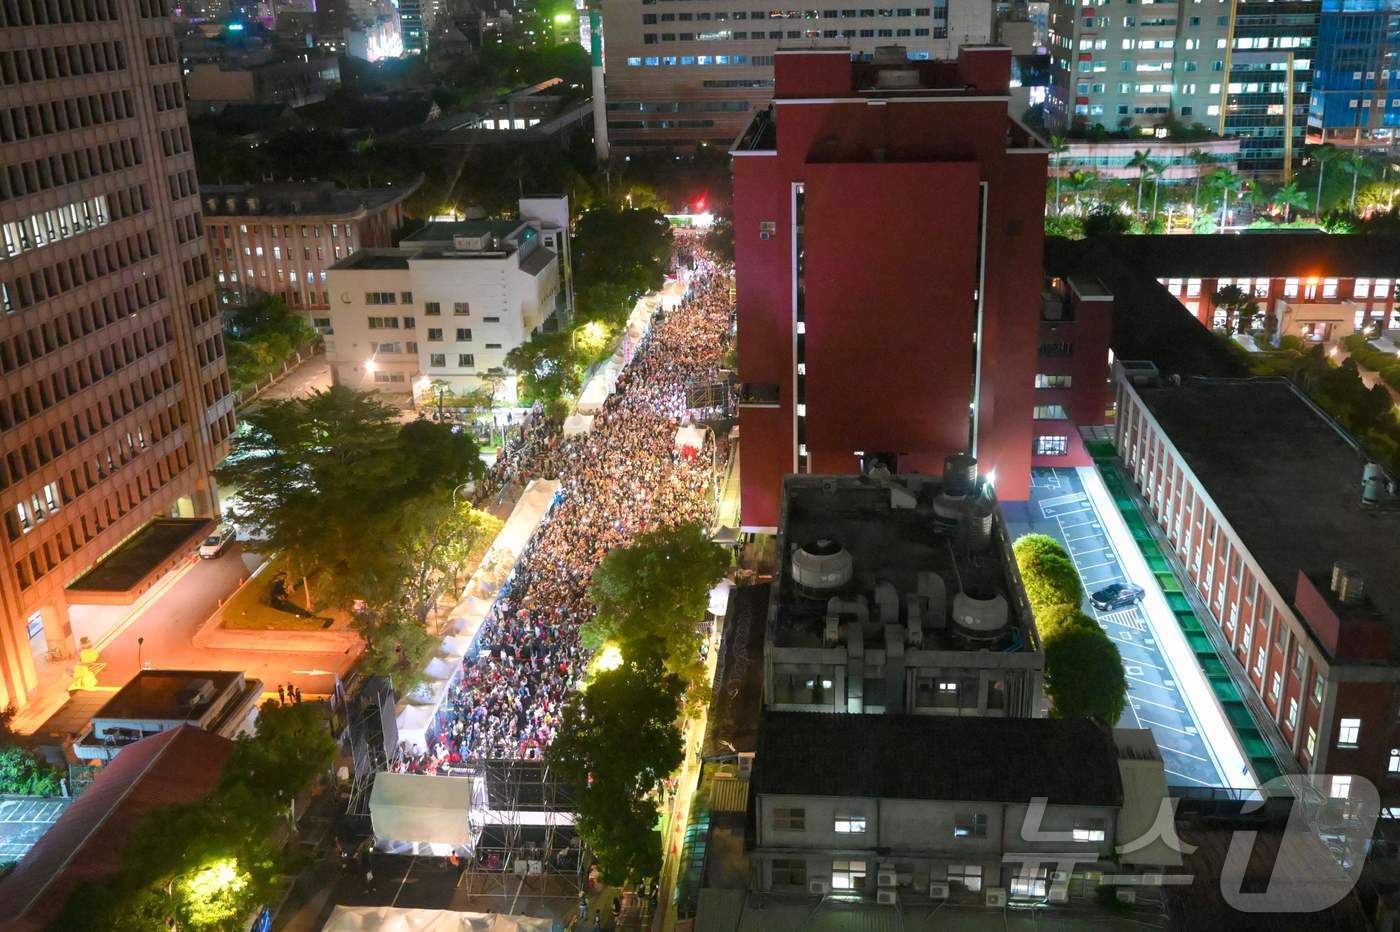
1127, 675, 1176, 693
1065, 530, 1105, 542
1157, 745, 1212, 764
1075, 560, 1115, 571
1068, 545, 1112, 558
1039, 492, 1089, 509
1131, 694, 1187, 712
1164, 769, 1215, 787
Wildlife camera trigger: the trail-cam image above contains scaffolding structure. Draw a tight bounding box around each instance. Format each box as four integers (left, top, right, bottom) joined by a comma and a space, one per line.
456, 758, 587, 913
340, 675, 398, 816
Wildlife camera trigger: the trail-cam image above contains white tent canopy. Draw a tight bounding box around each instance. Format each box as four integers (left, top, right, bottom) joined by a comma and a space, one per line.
322, 906, 552, 932
674, 424, 706, 454
370, 772, 478, 849
562, 413, 594, 437
708, 578, 734, 617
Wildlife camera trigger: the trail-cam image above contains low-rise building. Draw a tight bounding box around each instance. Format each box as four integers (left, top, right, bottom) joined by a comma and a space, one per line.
766, 470, 1043, 719
1036, 274, 1114, 466
1115, 370, 1400, 806
326, 201, 569, 402
748, 712, 1178, 908
186, 54, 341, 111
72, 669, 262, 762
203, 181, 417, 315
1052, 136, 1240, 183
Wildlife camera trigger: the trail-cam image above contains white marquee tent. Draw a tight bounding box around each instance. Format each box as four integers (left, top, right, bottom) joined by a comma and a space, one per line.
394, 480, 561, 753
322, 906, 552, 932
369, 772, 484, 853
562, 413, 594, 437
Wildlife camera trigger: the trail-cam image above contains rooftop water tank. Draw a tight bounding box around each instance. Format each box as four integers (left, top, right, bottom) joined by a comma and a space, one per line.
932, 492, 966, 535
943, 453, 978, 496
951, 591, 1009, 645
961, 497, 995, 551
791, 539, 853, 596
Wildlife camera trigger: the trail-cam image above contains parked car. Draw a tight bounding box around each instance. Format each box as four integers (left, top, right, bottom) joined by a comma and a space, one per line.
199, 524, 236, 559
1090, 582, 1145, 612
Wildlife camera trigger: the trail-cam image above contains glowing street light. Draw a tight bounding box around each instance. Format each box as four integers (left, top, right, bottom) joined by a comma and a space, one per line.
553, 12, 574, 24
595, 644, 624, 672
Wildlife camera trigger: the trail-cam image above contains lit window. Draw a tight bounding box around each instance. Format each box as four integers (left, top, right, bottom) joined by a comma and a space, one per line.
1306, 727, 1317, 758
832, 860, 866, 891
954, 813, 988, 838
1390, 748, 1400, 774
1338, 718, 1360, 747
1072, 819, 1106, 842
1036, 436, 1069, 456
1331, 775, 1352, 799
1287, 697, 1299, 730
1010, 866, 1049, 898
1033, 404, 1069, 420
1034, 374, 1073, 389
834, 814, 866, 834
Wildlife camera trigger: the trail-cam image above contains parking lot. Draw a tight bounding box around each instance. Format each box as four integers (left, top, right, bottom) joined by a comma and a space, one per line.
1015, 468, 1230, 788
0, 795, 70, 861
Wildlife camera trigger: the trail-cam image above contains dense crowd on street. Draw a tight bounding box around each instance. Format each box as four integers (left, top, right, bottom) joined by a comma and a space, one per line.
393, 238, 733, 770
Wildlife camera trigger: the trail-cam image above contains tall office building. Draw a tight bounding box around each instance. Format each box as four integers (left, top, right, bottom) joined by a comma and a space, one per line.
1224, 0, 1318, 175
0, 0, 235, 709
1046, 0, 1232, 131
1308, 0, 1395, 146
598, 0, 997, 149
732, 46, 1047, 531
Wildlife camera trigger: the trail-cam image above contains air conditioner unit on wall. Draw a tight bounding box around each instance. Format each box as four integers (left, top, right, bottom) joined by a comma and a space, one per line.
985, 887, 1007, 908
877, 868, 897, 887
928, 882, 950, 900
876, 889, 898, 906
808, 878, 829, 896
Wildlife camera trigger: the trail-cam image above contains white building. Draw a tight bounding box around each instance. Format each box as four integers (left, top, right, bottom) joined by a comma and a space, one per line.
327, 199, 568, 402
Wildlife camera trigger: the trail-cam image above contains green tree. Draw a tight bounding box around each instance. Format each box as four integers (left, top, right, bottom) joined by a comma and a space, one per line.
1309, 143, 1341, 214
1043, 623, 1129, 723
1127, 149, 1154, 216
704, 215, 735, 264
549, 661, 685, 885
1147, 159, 1168, 219
1049, 135, 1070, 215
1013, 535, 1084, 614
398, 497, 504, 623
1063, 170, 1099, 216
1271, 182, 1310, 223
1083, 203, 1131, 237
1207, 168, 1243, 231
1013, 534, 1068, 565
1210, 284, 1261, 336
584, 523, 729, 693
0, 745, 63, 796
220, 700, 337, 808
1342, 151, 1377, 212
572, 207, 673, 313
1033, 603, 1101, 644
1188, 147, 1214, 210
504, 329, 583, 415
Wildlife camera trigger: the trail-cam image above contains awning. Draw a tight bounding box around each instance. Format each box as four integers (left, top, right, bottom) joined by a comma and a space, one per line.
562, 413, 594, 437
674, 424, 706, 454
708, 578, 734, 617
370, 773, 476, 849
322, 905, 553, 931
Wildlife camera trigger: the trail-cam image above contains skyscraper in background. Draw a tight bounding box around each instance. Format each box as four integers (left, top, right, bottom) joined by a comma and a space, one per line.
0, 0, 235, 709
1308, 0, 1398, 147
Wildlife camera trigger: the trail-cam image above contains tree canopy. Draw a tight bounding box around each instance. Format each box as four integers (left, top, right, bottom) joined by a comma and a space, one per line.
224, 294, 317, 394
0, 706, 62, 796
549, 661, 685, 885
1043, 620, 1130, 723
572, 207, 673, 327
584, 523, 729, 692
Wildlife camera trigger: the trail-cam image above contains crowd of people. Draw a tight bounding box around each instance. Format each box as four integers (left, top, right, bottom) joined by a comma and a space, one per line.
394, 239, 734, 771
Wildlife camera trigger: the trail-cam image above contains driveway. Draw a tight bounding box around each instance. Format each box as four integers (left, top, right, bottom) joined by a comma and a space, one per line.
1009, 468, 1230, 788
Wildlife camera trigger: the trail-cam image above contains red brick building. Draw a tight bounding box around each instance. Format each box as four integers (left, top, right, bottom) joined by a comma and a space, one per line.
1116, 373, 1400, 805
731, 46, 1049, 531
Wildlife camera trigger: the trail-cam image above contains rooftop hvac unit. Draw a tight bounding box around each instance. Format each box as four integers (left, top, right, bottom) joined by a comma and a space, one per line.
877, 868, 897, 888
943, 452, 978, 496
823, 614, 841, 646
932, 492, 966, 535
951, 591, 1010, 644
928, 881, 950, 900
1048, 884, 1070, 904
1362, 462, 1385, 504
985, 888, 1007, 908
807, 878, 829, 896
792, 539, 853, 596
876, 889, 899, 906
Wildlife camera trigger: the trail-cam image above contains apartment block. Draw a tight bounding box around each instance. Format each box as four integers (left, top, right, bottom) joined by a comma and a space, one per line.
326, 202, 568, 402
1225, 0, 1319, 175
0, 0, 235, 709
201, 180, 416, 317
1046, 0, 1231, 129
1307, 0, 1399, 146
598, 0, 996, 149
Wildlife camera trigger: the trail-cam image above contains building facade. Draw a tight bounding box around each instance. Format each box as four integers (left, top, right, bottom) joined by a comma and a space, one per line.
1307, 0, 1400, 146
1115, 372, 1400, 805
201, 181, 415, 317
326, 206, 567, 402
732, 46, 1046, 531
0, 0, 235, 710
1047, 0, 1232, 130
1224, 0, 1319, 176
598, 0, 997, 149
750, 713, 1177, 908
1035, 274, 1113, 466
1159, 267, 1399, 339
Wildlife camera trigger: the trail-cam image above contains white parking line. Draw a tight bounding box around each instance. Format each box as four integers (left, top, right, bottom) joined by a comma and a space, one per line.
1131, 694, 1188, 713
1067, 544, 1112, 557
1065, 530, 1105, 543
1127, 675, 1175, 692
1157, 745, 1212, 764
1059, 518, 1098, 530
1075, 560, 1115, 571
1165, 769, 1214, 786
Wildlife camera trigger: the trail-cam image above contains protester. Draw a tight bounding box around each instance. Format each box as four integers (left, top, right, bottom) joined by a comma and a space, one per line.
392, 239, 733, 771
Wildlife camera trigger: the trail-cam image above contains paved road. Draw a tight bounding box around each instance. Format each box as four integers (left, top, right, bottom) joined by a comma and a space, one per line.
1010, 468, 1226, 787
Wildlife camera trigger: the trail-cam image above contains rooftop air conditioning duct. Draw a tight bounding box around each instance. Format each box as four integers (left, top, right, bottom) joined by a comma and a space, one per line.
791, 539, 853, 597
932, 493, 966, 536
961, 497, 995, 551
951, 591, 1009, 645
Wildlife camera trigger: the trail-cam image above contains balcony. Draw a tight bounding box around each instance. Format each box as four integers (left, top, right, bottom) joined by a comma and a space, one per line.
738, 382, 780, 408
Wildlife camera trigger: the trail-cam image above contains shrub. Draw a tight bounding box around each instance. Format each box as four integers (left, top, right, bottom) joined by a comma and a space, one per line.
1034, 603, 1100, 645
1044, 624, 1129, 723
1013, 534, 1069, 565
1020, 552, 1084, 613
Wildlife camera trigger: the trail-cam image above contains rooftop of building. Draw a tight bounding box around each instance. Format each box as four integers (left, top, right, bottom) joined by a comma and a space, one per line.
754, 711, 1123, 806
401, 220, 528, 243
93, 669, 246, 721
1134, 377, 1400, 663
201, 179, 416, 218
66, 518, 212, 594
771, 473, 1034, 653
332, 250, 412, 271
0, 726, 233, 932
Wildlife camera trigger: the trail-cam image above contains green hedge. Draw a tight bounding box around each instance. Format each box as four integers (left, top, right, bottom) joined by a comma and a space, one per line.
1013, 534, 1129, 724
1343, 334, 1400, 392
